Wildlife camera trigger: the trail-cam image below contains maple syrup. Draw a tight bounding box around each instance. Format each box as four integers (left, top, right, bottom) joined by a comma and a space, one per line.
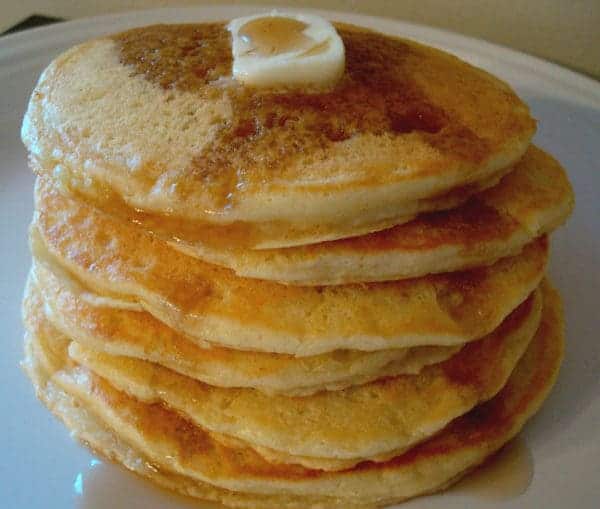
239, 17, 311, 56
72, 438, 532, 508
73, 459, 215, 508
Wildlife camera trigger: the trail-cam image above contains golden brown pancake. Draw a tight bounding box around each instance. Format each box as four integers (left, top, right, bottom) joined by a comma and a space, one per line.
67, 289, 539, 470
22, 278, 564, 506
18, 14, 574, 509
23, 270, 541, 468
22, 22, 535, 248
33, 263, 458, 397
31, 176, 548, 355
172, 145, 573, 285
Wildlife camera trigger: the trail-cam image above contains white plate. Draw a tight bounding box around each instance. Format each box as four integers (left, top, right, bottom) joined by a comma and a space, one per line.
1, 6, 599, 509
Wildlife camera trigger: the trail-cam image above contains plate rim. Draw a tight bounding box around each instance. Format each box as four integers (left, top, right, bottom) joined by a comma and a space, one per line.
1, 5, 599, 106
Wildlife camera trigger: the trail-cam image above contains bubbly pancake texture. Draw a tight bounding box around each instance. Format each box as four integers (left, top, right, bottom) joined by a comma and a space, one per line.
24, 270, 541, 467
32, 177, 548, 355
177, 145, 573, 284
23, 279, 564, 506
22, 22, 536, 247
32, 264, 458, 396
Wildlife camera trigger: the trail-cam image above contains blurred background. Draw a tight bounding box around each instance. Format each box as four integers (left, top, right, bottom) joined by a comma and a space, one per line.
2, 0, 599, 79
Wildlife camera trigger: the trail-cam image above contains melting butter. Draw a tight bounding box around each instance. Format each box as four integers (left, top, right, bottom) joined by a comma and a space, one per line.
239, 17, 311, 56
228, 12, 345, 88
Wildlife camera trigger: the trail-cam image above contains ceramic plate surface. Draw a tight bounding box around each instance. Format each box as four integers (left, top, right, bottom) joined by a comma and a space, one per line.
1, 6, 599, 509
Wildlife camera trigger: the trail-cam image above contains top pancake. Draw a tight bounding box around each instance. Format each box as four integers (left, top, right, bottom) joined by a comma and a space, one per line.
22, 22, 535, 248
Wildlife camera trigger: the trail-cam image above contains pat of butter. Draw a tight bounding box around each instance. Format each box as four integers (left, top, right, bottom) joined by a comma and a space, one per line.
227, 12, 345, 88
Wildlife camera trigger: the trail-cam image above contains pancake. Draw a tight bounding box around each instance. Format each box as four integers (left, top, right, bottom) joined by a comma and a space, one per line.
22, 279, 564, 506
33, 264, 458, 397
67, 288, 540, 470
175, 145, 573, 285
32, 176, 548, 355
22, 22, 535, 248
23, 269, 542, 468
23, 335, 366, 509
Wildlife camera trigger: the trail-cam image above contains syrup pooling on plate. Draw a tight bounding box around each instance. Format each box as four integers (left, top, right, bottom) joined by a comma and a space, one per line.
450, 436, 534, 501
63, 381, 538, 506
72, 439, 532, 507
73, 459, 207, 508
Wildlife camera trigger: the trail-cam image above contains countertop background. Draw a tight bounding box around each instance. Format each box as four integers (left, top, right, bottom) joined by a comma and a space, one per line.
2, 0, 599, 80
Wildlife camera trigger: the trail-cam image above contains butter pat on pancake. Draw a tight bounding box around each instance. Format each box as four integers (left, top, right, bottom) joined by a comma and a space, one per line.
22, 22, 535, 248
228, 12, 345, 88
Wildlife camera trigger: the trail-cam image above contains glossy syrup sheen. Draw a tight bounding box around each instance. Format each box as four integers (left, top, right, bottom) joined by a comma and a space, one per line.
38, 160, 507, 252
114, 23, 452, 138
73, 437, 532, 508
449, 436, 533, 500
238, 17, 312, 56
73, 459, 211, 508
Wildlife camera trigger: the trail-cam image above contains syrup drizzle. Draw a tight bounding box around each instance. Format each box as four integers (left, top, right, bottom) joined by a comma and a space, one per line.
115, 25, 480, 215
239, 17, 312, 56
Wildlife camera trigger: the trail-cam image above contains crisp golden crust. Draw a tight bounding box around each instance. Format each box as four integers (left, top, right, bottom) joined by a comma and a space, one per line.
63, 290, 540, 467
168, 145, 574, 284
23, 278, 564, 505
32, 263, 458, 397
22, 278, 361, 509
23, 271, 540, 467
32, 177, 548, 355
22, 22, 535, 247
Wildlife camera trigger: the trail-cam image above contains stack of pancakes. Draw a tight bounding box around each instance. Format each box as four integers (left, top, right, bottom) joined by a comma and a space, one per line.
21, 21, 573, 508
